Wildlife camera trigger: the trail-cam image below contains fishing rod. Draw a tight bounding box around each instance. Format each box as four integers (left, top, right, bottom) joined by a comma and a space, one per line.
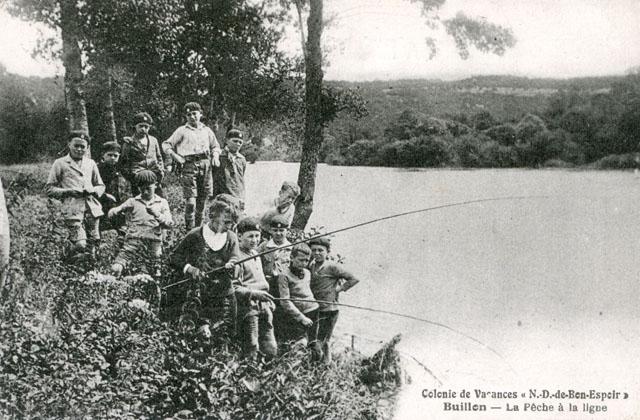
272, 296, 510, 367
161, 194, 549, 291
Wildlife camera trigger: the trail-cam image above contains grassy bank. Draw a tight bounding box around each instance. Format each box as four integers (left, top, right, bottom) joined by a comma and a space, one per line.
0, 164, 401, 419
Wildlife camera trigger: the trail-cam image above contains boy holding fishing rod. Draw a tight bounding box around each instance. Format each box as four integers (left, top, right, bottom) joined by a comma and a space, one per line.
258, 214, 292, 296
233, 217, 277, 359
309, 237, 360, 364
168, 200, 239, 340
276, 243, 322, 359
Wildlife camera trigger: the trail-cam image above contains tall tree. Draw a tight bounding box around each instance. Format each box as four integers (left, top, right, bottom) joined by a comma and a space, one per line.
291, 0, 516, 229
7, 0, 89, 136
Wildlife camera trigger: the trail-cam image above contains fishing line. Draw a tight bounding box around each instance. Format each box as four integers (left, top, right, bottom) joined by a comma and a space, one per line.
273, 296, 514, 373
161, 194, 550, 291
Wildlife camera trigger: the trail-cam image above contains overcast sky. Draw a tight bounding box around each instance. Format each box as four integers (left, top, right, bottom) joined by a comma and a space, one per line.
1, 0, 639, 81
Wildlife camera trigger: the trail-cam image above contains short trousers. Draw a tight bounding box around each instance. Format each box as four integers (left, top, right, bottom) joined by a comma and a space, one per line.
181, 158, 212, 199
113, 238, 162, 269
65, 213, 99, 243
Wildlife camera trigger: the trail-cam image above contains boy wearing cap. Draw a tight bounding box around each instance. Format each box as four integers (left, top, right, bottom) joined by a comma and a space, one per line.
98, 141, 129, 235
257, 213, 292, 295
211, 128, 247, 204
46, 134, 105, 261
309, 237, 360, 363
163, 102, 221, 229
233, 217, 277, 359
108, 170, 173, 277
120, 112, 165, 197
259, 181, 301, 234
277, 243, 321, 358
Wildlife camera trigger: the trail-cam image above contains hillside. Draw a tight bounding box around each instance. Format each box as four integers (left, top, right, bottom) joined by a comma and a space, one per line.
327, 75, 623, 140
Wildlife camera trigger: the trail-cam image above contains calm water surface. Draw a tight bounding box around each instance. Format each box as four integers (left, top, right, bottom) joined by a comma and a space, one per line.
245, 163, 640, 420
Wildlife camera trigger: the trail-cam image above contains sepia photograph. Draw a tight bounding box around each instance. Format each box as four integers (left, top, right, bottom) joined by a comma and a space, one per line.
0, 0, 639, 418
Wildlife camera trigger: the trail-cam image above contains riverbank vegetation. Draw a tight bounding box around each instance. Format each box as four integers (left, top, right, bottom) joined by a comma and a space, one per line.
0, 167, 401, 419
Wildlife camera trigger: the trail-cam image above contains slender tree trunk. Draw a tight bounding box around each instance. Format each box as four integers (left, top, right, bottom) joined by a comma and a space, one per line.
60, 0, 88, 136
103, 73, 117, 144
292, 0, 323, 230
294, 0, 307, 61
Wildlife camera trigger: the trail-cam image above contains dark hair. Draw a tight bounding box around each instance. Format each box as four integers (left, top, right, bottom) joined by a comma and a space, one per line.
291, 243, 311, 258
209, 200, 232, 218
69, 130, 91, 144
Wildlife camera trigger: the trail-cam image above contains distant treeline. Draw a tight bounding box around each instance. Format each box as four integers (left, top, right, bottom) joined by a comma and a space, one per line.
1, 69, 639, 169
310, 73, 640, 169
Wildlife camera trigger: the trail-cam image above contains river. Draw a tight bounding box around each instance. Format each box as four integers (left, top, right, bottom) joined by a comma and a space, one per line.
245, 162, 640, 420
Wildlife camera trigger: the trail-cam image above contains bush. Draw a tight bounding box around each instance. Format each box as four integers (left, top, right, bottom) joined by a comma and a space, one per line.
452, 134, 484, 167
515, 113, 548, 144
345, 140, 379, 166
471, 111, 498, 131
592, 153, 640, 169
478, 141, 518, 168
483, 124, 517, 146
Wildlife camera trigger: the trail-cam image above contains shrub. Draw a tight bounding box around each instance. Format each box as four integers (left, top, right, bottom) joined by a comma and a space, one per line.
345, 140, 379, 166
515, 113, 548, 144
483, 124, 517, 146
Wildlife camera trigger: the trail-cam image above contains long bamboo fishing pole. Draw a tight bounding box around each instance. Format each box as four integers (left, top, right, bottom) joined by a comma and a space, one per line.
161, 194, 549, 291
272, 296, 510, 367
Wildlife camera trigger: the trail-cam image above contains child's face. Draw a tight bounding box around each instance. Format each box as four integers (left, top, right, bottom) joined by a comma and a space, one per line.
310, 245, 328, 264
140, 183, 156, 200
271, 227, 288, 244
209, 211, 233, 233
239, 230, 261, 250
291, 252, 310, 269
226, 138, 243, 153
69, 138, 88, 160
186, 110, 202, 125
277, 189, 296, 207
135, 123, 150, 136
102, 151, 120, 165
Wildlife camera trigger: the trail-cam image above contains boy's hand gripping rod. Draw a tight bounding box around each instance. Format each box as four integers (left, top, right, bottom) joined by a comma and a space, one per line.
160, 195, 548, 292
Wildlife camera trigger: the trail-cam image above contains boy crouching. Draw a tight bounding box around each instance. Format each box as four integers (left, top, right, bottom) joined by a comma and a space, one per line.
233, 217, 276, 359
108, 170, 173, 277
277, 243, 321, 359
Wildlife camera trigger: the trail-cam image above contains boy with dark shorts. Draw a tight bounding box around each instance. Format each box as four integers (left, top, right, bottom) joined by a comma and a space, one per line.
277, 243, 321, 359
211, 128, 247, 205
46, 133, 105, 261
233, 217, 276, 359
163, 102, 221, 229
309, 237, 360, 363
108, 170, 173, 278
97, 141, 129, 236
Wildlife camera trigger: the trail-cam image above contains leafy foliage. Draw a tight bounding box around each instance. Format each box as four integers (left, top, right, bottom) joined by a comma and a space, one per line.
0, 166, 396, 419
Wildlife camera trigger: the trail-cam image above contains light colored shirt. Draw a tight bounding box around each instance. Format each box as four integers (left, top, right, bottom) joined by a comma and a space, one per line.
112, 194, 172, 240
162, 123, 221, 158
46, 154, 105, 220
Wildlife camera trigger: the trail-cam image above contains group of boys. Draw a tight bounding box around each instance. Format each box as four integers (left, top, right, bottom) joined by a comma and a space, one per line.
45, 102, 360, 362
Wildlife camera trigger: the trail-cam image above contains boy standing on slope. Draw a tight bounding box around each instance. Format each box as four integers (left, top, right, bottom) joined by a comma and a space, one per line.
233, 217, 277, 359
277, 243, 321, 359
163, 102, 221, 229
211, 128, 247, 205
46, 133, 105, 262
108, 170, 173, 278
97, 141, 129, 236
309, 237, 360, 364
